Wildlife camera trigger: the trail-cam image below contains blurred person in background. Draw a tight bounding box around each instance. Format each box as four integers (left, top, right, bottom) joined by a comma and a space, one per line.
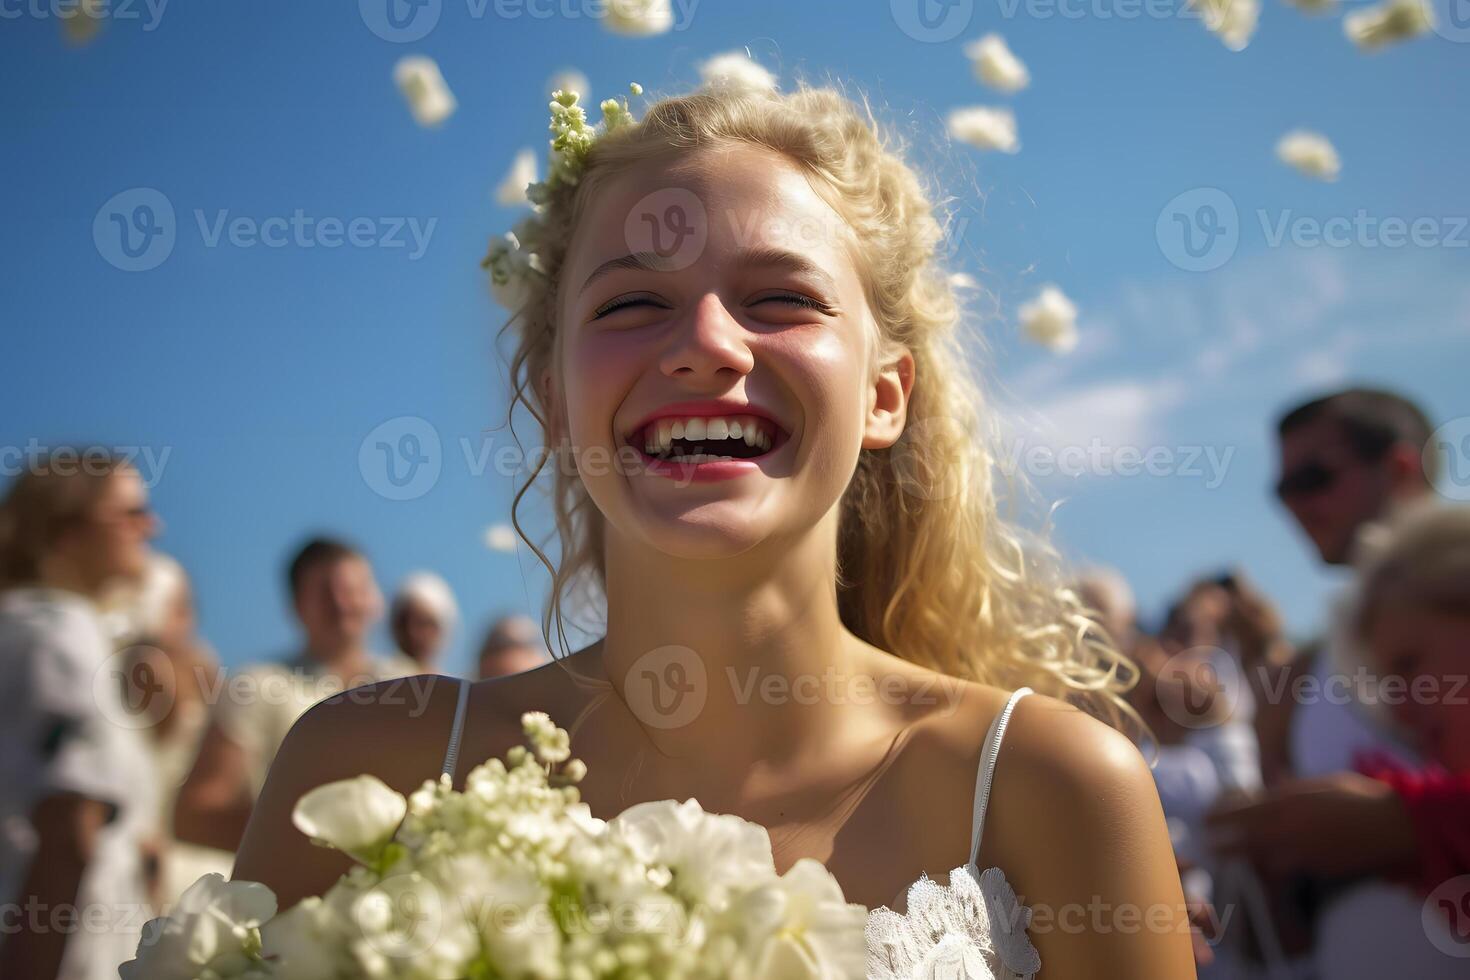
1209, 387, 1444, 979
0, 453, 160, 980
109, 553, 234, 911
172, 537, 416, 854
389, 570, 458, 673
1212, 501, 1470, 978
474, 613, 549, 680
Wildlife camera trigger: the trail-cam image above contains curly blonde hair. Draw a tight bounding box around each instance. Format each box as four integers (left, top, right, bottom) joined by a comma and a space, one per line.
494, 82, 1137, 729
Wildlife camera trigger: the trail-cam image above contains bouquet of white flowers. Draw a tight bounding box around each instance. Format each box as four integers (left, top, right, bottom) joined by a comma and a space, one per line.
121, 712, 867, 979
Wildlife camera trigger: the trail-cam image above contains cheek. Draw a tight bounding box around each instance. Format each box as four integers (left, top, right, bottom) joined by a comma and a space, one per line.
563, 332, 644, 443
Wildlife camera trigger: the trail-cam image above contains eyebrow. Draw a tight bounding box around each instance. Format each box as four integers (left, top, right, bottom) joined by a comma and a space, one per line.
578, 245, 841, 296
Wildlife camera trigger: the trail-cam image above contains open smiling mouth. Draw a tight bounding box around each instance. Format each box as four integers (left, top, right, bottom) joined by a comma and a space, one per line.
627, 415, 789, 465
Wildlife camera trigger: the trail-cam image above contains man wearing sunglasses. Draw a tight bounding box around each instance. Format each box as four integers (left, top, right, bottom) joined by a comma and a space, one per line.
1274, 388, 1437, 567
1207, 387, 1447, 978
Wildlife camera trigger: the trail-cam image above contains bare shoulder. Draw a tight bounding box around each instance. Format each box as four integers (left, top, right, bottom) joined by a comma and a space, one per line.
232, 662, 586, 909
981, 691, 1197, 978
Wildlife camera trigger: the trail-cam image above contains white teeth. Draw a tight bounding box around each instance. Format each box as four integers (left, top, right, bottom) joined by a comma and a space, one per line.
637, 413, 779, 458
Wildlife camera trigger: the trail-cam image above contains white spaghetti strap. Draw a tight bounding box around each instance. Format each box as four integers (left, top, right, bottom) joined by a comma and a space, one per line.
967, 686, 1032, 870
440, 678, 471, 783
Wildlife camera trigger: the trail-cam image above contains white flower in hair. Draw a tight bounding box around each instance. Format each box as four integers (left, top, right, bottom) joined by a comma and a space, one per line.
604, 0, 673, 36
1018, 285, 1079, 354
1344, 0, 1434, 49
699, 50, 778, 93
482, 85, 642, 313
393, 56, 456, 127
947, 106, 1020, 153
1277, 129, 1341, 181
495, 148, 538, 206
546, 68, 589, 102
965, 34, 1030, 93
1191, 0, 1259, 50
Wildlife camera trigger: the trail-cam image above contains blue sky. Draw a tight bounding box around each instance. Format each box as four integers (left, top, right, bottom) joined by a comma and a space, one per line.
3, 0, 1466, 675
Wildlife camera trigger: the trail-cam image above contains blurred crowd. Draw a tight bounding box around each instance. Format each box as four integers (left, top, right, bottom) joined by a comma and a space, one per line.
0, 478, 548, 978
1, 383, 1466, 979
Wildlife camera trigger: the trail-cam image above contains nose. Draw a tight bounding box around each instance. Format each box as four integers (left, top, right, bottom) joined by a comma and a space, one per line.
659, 292, 754, 383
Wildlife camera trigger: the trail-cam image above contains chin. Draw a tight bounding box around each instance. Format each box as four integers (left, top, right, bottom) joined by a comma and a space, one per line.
625, 502, 776, 561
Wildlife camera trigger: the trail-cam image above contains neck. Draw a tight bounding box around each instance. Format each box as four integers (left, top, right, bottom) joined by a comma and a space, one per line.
597, 510, 876, 768
305, 640, 371, 673
36, 555, 104, 600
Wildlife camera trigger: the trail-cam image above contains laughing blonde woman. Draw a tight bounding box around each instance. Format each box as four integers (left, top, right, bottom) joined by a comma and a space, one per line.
235, 82, 1195, 978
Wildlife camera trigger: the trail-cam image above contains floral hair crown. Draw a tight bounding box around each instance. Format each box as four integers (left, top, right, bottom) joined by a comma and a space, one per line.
482, 82, 643, 314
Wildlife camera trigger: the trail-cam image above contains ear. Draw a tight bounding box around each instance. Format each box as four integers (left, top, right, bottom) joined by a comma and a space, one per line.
862, 345, 915, 450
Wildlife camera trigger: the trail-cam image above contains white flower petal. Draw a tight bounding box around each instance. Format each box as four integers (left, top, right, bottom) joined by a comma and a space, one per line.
393, 56, 456, 128
494, 149, 538, 207
1018, 285, 1079, 354
963, 34, 1030, 93
947, 106, 1020, 154
1276, 129, 1342, 181
603, 0, 673, 36
1192, 0, 1260, 50
698, 51, 778, 94
292, 775, 407, 864
484, 522, 518, 552
1344, 0, 1435, 49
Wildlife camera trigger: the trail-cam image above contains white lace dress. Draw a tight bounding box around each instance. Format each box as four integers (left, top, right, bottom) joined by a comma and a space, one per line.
864, 687, 1041, 980
438, 683, 1042, 979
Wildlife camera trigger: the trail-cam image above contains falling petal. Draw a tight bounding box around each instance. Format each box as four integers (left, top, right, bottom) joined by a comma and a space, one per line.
1276, 130, 1341, 181
947, 106, 1020, 154
61, 0, 104, 45
603, 0, 673, 36
394, 56, 456, 128
485, 524, 518, 553
950, 272, 981, 291
964, 34, 1030, 93
1283, 0, 1337, 14
1344, 0, 1434, 49
1192, 0, 1260, 50
495, 149, 538, 206
1019, 285, 1079, 354
698, 51, 778, 94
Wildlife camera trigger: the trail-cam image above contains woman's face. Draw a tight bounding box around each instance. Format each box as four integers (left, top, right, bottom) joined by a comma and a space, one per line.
77, 466, 156, 585
551, 143, 912, 560
1366, 605, 1470, 773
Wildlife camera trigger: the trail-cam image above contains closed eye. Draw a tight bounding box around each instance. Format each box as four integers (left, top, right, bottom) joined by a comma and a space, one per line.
592, 294, 668, 319
754, 293, 836, 315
